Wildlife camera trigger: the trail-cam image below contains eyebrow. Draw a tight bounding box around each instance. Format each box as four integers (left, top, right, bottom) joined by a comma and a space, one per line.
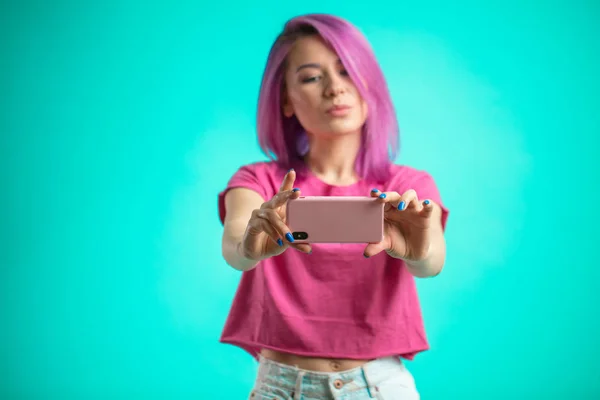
295, 59, 343, 73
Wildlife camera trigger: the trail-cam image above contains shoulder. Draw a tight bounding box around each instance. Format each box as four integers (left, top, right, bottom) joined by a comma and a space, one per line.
226, 160, 286, 198
228, 160, 283, 181
386, 164, 446, 209
234, 160, 284, 176
219, 161, 284, 223
386, 164, 434, 187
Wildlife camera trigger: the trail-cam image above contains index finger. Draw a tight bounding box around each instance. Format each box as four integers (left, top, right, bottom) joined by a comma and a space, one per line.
279, 168, 296, 192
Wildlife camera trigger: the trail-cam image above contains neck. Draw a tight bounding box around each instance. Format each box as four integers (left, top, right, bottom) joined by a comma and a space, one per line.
304, 132, 361, 185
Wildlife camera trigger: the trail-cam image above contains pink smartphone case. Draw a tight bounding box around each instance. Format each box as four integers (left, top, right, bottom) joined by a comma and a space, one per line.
286, 196, 384, 243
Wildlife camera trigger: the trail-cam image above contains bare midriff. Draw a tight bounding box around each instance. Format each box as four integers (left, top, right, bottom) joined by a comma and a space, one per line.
260, 349, 374, 372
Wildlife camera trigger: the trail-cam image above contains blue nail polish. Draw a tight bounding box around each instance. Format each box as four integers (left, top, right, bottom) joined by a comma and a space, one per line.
378, 193, 386, 199
398, 201, 405, 210
363, 253, 370, 258
371, 188, 378, 192
277, 238, 283, 246
285, 232, 294, 242
288, 168, 294, 172
292, 188, 300, 192
424, 200, 430, 205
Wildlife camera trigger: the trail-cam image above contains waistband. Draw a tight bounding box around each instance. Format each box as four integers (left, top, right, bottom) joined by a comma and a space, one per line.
255, 355, 406, 398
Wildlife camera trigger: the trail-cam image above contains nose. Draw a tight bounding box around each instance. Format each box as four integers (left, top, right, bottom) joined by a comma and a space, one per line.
325, 74, 346, 97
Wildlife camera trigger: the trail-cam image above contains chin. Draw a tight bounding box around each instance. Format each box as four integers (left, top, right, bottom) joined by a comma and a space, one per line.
303, 118, 365, 138
325, 121, 363, 135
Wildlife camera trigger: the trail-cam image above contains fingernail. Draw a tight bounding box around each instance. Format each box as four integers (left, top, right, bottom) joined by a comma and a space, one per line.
277, 238, 283, 246
378, 193, 386, 199
288, 168, 294, 173
292, 188, 300, 192
363, 253, 370, 258
371, 188, 378, 192
285, 232, 294, 242
398, 201, 405, 210
424, 199, 430, 205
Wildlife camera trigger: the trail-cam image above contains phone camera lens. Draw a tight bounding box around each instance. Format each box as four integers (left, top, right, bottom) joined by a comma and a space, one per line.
292, 232, 308, 240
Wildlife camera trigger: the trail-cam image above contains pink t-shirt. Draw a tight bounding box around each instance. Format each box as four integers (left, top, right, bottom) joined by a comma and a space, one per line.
218, 161, 449, 361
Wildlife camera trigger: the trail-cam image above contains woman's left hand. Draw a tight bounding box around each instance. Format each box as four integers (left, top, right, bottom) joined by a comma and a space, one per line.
363, 189, 438, 261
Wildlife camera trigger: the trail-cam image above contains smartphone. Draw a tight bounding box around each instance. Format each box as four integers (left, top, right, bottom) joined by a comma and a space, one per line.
286, 196, 384, 243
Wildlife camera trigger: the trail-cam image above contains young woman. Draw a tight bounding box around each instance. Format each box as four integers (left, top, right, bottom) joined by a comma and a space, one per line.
218, 13, 449, 400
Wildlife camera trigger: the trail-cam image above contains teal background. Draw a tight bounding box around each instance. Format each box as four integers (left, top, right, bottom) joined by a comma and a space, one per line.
2, 0, 599, 398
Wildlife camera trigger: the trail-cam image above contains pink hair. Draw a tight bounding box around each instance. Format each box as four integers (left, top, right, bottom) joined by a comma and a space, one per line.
256, 14, 399, 182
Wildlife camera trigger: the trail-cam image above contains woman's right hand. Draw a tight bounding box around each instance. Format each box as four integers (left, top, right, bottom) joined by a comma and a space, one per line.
239, 169, 312, 260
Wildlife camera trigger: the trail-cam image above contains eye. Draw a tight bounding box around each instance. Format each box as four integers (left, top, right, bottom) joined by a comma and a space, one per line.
301, 76, 321, 83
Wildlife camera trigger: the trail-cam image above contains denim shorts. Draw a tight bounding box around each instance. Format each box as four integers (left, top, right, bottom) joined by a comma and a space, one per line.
249, 355, 420, 400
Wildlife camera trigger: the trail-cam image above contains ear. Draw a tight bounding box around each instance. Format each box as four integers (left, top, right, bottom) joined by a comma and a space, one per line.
281, 90, 294, 118
283, 105, 294, 118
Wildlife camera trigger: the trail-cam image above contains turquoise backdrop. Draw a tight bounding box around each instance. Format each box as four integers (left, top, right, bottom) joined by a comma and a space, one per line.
2, 1, 599, 398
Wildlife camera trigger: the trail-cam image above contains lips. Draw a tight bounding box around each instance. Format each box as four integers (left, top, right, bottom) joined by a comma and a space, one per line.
326, 105, 352, 113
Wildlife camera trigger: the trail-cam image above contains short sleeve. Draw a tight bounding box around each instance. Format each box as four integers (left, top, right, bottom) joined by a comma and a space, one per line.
409, 171, 449, 230
218, 164, 268, 225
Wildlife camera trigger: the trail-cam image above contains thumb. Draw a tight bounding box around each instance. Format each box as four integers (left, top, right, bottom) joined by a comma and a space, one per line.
363, 236, 391, 258
279, 168, 296, 192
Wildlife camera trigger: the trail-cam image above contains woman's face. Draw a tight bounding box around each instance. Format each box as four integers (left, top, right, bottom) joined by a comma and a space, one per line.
282, 35, 368, 138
